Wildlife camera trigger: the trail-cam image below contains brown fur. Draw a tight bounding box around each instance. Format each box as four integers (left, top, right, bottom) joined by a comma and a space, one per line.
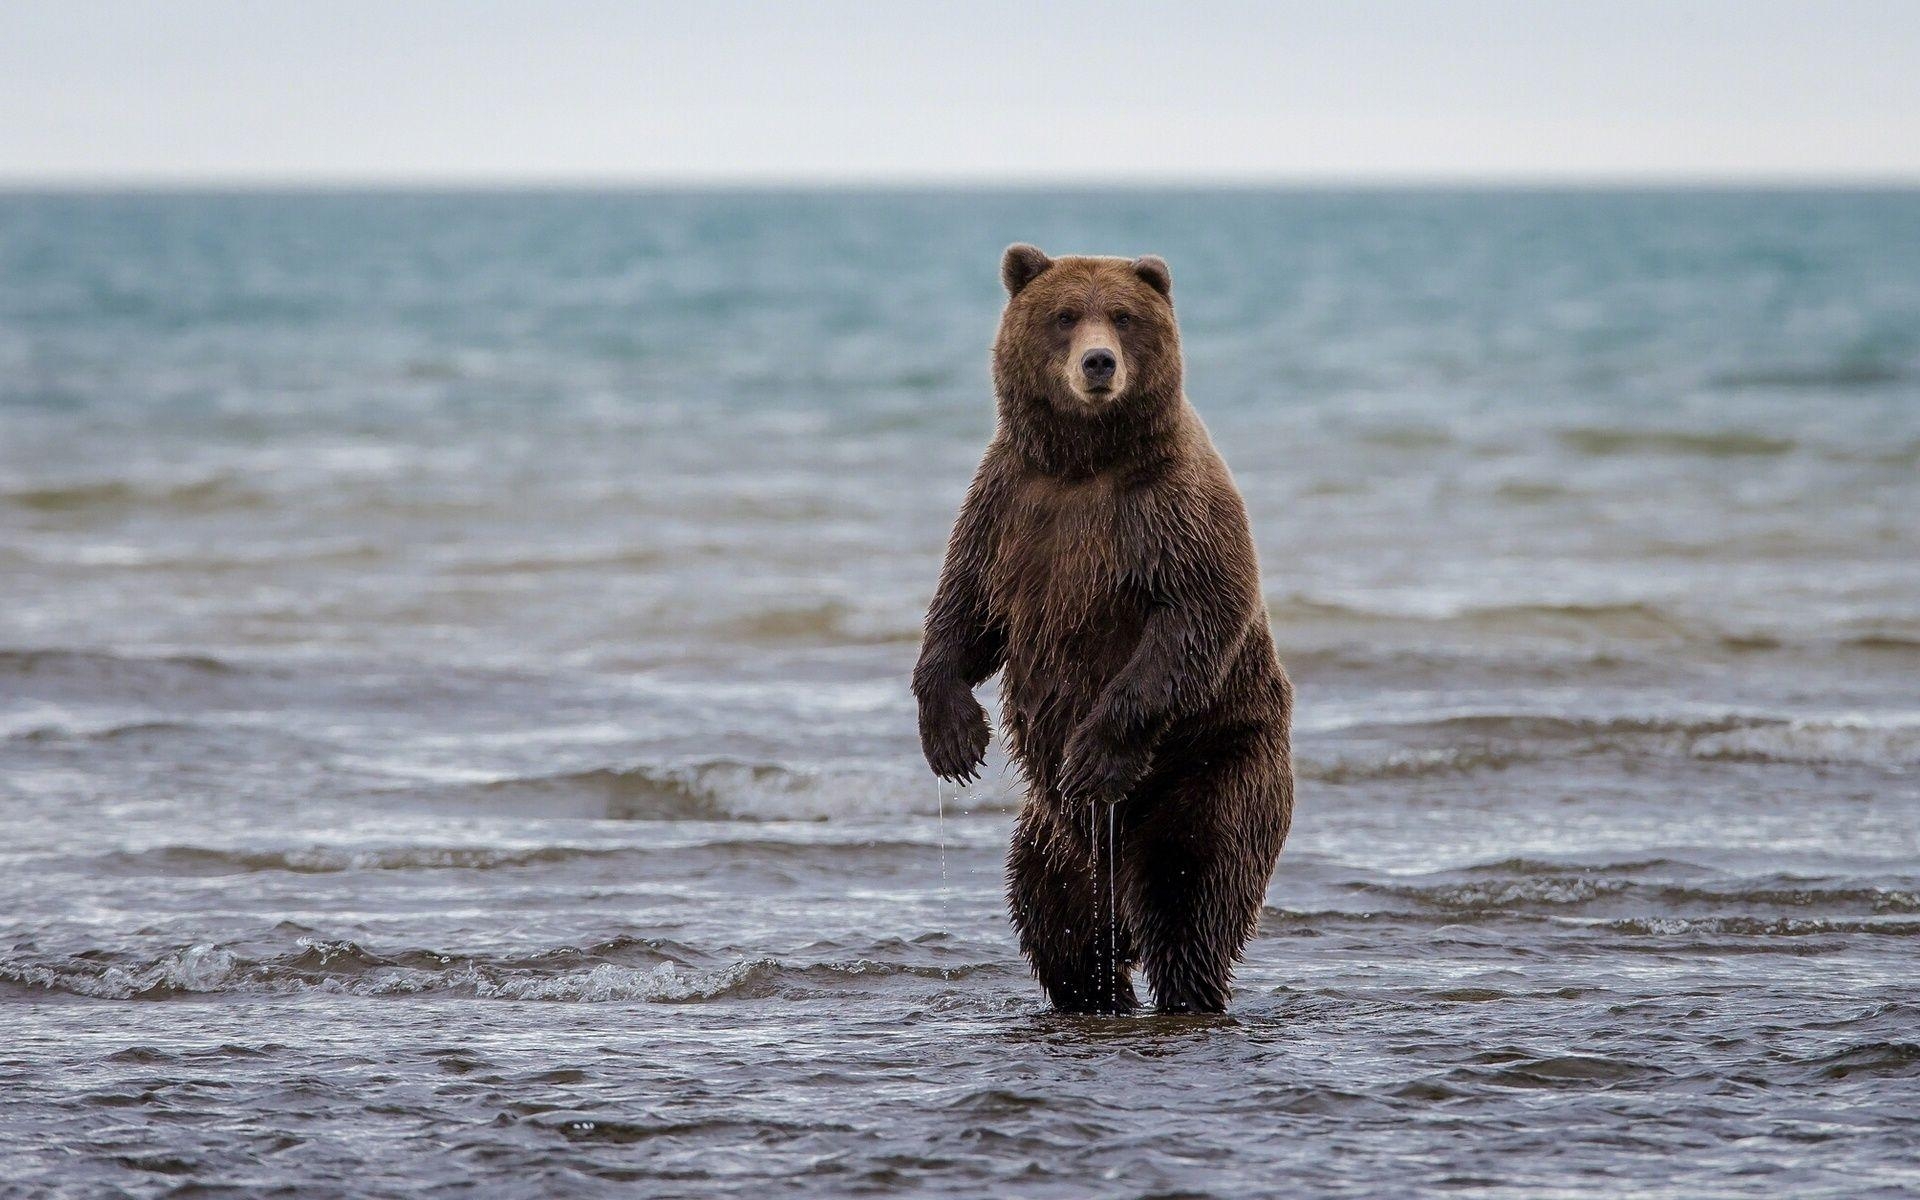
913, 245, 1294, 1014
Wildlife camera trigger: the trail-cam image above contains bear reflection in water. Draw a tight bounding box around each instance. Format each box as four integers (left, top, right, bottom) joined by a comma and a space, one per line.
913, 244, 1294, 1015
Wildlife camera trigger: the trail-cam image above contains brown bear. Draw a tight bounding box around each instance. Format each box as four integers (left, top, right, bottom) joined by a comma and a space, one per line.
913, 244, 1294, 1014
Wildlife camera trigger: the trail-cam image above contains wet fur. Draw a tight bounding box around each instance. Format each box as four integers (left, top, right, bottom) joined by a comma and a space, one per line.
914, 246, 1294, 1014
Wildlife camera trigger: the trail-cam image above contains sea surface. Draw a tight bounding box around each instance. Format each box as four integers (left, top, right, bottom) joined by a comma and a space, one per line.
2, 189, 1919, 1198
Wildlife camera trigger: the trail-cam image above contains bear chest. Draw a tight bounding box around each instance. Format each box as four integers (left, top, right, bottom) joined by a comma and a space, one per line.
988, 478, 1147, 647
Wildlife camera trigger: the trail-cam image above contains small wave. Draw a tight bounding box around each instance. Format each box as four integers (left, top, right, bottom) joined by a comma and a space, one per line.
96, 844, 627, 876
1861, 440, 1920, 466
1689, 718, 1920, 767
1450, 601, 1700, 640
0, 475, 265, 514
1330, 879, 1920, 922
1355, 425, 1453, 450
93, 837, 953, 877
441, 547, 669, 575
720, 601, 917, 646
1711, 363, 1905, 390
1317, 712, 1920, 773
445, 766, 737, 820
1598, 916, 1920, 937
1, 943, 246, 1000
1796, 1042, 1920, 1080
9, 719, 201, 745
1557, 428, 1798, 457
1266, 595, 1392, 624
1300, 746, 1527, 784
23, 541, 387, 571
419, 760, 1008, 821
1452, 1053, 1667, 1090
0, 940, 995, 1003
1842, 634, 1920, 657
1274, 848, 1920, 921
474, 960, 780, 1003
1265, 907, 1920, 940
1664, 884, 1920, 914
1281, 624, 1920, 666
530, 1112, 847, 1145
0, 946, 759, 1003
1392, 713, 1754, 741
1278, 643, 1648, 684
1268, 595, 1707, 641
1279, 853, 1920, 932
479, 959, 992, 1001
0, 647, 236, 681
1328, 712, 1762, 754
1364, 876, 1632, 909
1455, 855, 1700, 877
1492, 480, 1575, 503
537, 1116, 747, 1146
0, 647, 265, 709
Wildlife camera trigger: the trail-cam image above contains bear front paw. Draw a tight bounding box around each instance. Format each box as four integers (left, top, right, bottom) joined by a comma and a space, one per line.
1058, 727, 1148, 806
918, 691, 990, 784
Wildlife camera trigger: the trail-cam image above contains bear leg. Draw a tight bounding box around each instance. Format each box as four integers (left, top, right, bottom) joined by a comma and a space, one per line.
1129, 749, 1289, 1014
1006, 803, 1138, 1014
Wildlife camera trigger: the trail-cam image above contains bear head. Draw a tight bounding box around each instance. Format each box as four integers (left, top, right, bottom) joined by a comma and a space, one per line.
992, 244, 1180, 419
989, 245, 1184, 476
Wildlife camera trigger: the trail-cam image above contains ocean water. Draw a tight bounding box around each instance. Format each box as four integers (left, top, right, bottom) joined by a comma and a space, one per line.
2, 189, 1919, 1197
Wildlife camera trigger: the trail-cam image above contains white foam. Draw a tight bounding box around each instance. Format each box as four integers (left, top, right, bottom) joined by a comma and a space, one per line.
479, 960, 764, 1002
14, 943, 242, 999
1690, 717, 1920, 767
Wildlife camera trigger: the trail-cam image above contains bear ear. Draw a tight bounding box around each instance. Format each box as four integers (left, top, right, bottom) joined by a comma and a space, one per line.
1001, 244, 1053, 297
1132, 255, 1172, 298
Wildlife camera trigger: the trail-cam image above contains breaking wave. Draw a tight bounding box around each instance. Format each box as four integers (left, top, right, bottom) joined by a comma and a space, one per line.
0, 938, 1002, 1003
1300, 746, 1530, 784
1268, 854, 1920, 936
406, 759, 1017, 821
1305, 712, 1920, 779
1689, 718, 1920, 766
1345, 874, 1920, 918
88, 836, 953, 878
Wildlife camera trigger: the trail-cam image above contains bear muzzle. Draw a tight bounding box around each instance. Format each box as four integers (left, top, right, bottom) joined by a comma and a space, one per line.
1080, 348, 1117, 391
1067, 336, 1127, 405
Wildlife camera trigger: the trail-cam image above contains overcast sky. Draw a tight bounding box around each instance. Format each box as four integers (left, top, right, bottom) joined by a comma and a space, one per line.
4, 1, 1917, 185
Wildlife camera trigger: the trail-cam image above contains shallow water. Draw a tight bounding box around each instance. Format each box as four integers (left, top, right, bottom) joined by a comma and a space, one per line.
3, 189, 1919, 1197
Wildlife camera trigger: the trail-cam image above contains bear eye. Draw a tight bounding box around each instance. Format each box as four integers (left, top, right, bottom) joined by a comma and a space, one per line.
1112, 312, 1133, 329
1055, 311, 1078, 329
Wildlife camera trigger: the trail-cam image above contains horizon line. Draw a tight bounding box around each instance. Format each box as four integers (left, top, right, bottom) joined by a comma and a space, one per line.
3, 173, 1919, 195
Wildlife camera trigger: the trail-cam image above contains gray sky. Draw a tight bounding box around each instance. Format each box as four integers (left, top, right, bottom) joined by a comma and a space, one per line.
4, 0, 1917, 184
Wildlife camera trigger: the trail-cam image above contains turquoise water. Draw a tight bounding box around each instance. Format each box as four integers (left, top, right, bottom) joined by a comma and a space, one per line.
3, 190, 1919, 1197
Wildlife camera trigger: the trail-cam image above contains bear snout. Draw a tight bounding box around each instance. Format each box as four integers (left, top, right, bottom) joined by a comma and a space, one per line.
1067, 326, 1126, 400
1080, 348, 1118, 390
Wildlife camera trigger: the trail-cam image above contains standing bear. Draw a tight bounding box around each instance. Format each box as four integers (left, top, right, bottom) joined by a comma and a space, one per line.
914, 244, 1294, 1014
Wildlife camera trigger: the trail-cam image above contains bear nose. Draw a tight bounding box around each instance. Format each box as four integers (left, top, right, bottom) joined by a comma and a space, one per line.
1081, 348, 1117, 385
